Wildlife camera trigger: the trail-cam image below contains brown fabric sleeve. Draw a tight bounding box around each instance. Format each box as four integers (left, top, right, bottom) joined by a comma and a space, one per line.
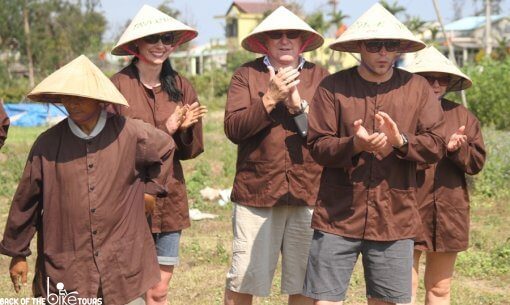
224, 67, 274, 144
174, 77, 204, 160
307, 78, 358, 168
0, 142, 42, 257
447, 111, 486, 175
396, 83, 446, 164
135, 120, 176, 197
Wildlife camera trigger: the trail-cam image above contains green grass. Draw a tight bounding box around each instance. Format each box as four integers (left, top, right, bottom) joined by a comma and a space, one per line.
0, 118, 509, 304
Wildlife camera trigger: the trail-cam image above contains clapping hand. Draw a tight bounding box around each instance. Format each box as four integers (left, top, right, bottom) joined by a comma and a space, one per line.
179, 102, 207, 131
447, 126, 467, 152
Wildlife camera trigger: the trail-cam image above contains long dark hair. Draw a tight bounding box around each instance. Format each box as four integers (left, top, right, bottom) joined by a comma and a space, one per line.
131, 57, 183, 102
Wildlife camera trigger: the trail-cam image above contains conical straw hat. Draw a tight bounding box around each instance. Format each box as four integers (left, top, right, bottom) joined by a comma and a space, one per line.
27, 55, 129, 106
112, 5, 198, 56
404, 46, 472, 91
242, 6, 324, 54
329, 3, 425, 53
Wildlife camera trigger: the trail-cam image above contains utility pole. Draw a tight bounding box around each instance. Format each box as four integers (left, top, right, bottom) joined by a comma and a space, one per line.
432, 0, 468, 108
23, 0, 35, 88
485, 0, 493, 57
329, 0, 338, 15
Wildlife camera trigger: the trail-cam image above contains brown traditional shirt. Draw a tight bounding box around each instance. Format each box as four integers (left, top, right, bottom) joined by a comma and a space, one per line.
225, 57, 329, 207
0, 103, 9, 149
110, 64, 204, 232
415, 99, 485, 252
307, 67, 446, 241
0, 114, 174, 305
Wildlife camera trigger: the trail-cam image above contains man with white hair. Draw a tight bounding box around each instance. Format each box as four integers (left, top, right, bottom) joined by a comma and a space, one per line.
224, 6, 329, 305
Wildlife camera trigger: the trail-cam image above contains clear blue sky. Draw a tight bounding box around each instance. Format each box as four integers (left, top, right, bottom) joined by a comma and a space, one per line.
99, 0, 510, 44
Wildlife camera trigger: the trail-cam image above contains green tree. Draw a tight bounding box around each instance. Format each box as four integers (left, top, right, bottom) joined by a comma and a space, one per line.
379, 0, 405, 17
405, 15, 426, 34
157, 0, 180, 18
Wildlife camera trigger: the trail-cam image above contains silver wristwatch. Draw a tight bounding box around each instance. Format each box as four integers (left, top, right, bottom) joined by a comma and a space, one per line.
299, 99, 309, 113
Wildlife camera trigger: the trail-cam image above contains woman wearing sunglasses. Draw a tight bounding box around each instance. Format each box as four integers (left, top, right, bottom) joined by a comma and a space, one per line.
405, 46, 486, 305
110, 5, 206, 305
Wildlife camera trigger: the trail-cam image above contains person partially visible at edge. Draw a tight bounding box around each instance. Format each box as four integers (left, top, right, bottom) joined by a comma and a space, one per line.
302, 4, 446, 305
109, 5, 205, 305
223, 6, 329, 305
0, 99, 9, 149
0, 55, 175, 305
405, 46, 486, 305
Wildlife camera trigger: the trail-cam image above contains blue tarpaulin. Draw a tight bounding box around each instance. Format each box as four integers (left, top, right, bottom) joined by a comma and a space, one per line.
3, 103, 67, 127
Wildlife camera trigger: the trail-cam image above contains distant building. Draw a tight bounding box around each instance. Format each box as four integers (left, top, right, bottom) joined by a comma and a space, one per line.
169, 40, 228, 75
443, 15, 510, 65
218, 1, 277, 50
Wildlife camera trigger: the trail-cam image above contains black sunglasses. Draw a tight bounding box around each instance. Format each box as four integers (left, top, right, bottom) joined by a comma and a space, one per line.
142, 33, 175, 45
423, 75, 451, 86
266, 30, 301, 40
364, 40, 401, 53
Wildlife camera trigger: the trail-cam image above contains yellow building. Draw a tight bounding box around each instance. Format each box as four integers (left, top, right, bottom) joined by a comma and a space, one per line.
220, 1, 277, 50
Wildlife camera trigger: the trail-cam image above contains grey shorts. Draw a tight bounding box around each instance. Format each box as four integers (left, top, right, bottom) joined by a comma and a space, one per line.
153, 231, 181, 265
303, 231, 413, 303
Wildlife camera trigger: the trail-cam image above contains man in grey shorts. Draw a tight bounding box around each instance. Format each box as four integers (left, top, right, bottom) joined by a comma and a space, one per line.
303, 4, 446, 305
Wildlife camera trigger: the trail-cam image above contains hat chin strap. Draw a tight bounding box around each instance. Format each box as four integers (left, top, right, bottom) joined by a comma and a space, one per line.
298, 34, 314, 54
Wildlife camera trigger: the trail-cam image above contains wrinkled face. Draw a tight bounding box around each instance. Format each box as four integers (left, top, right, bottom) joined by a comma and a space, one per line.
359, 40, 400, 78
61, 96, 102, 124
136, 32, 175, 65
419, 72, 450, 99
265, 30, 303, 68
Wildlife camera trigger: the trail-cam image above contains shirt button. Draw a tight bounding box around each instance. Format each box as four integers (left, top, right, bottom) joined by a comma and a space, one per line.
92, 230, 97, 235
88, 164, 93, 169
89, 186, 95, 191
90, 208, 96, 213
94, 251, 99, 257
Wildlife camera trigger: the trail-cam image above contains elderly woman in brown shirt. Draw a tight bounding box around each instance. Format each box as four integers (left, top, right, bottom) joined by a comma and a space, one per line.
109, 5, 205, 305
405, 47, 486, 305
0, 55, 175, 305
0, 100, 9, 149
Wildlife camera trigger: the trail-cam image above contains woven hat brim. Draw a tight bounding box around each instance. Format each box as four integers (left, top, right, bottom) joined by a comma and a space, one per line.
112, 30, 198, 56
27, 55, 129, 106
329, 38, 426, 53
111, 5, 198, 56
242, 30, 324, 54
404, 47, 472, 91
411, 70, 473, 91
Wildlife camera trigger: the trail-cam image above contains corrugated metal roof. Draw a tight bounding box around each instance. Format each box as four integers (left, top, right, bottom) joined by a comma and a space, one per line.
445, 15, 506, 31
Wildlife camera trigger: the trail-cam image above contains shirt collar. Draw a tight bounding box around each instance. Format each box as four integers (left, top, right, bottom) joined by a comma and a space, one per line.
68, 110, 107, 140
263, 55, 306, 71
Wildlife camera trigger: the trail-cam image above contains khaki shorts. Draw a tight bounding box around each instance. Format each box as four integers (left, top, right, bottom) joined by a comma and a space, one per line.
225, 203, 314, 296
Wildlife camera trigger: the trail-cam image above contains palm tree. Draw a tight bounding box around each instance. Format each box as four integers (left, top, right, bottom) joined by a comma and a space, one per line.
379, 0, 406, 17
405, 15, 426, 34
330, 10, 349, 29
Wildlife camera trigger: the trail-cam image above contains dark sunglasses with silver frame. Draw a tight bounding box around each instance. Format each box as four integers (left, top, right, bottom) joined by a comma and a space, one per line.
363, 40, 401, 53
265, 30, 301, 40
142, 32, 175, 45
